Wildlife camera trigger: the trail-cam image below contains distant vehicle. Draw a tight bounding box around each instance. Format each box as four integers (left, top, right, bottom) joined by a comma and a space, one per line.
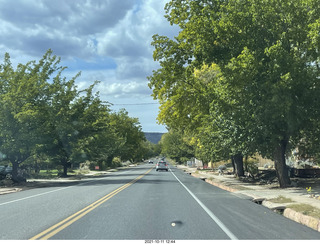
156, 161, 168, 171
148, 160, 153, 164
0, 165, 13, 179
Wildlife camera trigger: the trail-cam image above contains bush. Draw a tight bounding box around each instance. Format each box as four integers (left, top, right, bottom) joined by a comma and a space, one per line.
244, 158, 259, 178
111, 157, 122, 168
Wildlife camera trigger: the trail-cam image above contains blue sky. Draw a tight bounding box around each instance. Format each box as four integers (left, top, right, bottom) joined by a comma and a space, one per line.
0, 0, 180, 132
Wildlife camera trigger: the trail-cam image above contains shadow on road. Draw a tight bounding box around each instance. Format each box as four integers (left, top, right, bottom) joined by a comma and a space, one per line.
16, 167, 177, 191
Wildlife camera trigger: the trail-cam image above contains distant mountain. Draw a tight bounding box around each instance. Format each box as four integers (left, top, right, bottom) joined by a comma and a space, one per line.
144, 132, 165, 144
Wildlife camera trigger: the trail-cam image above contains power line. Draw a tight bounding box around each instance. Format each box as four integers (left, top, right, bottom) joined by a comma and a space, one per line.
111, 102, 158, 106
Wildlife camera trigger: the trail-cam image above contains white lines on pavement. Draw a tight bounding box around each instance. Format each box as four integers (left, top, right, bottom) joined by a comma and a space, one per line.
0, 180, 96, 207
0, 169, 135, 207
0, 185, 77, 206
169, 168, 238, 240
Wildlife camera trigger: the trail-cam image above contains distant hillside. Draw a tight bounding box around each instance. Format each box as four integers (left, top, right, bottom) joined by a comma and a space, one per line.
144, 132, 165, 144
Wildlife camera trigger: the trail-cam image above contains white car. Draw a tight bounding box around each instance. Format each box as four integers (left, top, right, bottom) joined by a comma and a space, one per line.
156, 161, 168, 171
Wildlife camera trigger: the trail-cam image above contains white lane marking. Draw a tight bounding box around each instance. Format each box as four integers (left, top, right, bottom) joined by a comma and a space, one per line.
169, 168, 238, 240
0, 168, 136, 207
0, 185, 77, 206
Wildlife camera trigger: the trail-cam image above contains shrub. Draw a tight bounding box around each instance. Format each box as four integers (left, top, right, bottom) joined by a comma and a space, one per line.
244, 158, 259, 178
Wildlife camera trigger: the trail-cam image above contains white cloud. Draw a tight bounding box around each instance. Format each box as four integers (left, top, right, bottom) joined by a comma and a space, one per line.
97, 0, 177, 58
0, 0, 177, 132
0, 0, 135, 59
96, 81, 150, 98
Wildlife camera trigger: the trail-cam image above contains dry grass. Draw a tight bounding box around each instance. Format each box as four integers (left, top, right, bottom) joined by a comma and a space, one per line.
269, 196, 294, 204
287, 203, 320, 219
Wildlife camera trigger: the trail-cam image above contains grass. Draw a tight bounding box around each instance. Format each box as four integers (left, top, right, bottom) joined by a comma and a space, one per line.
32, 169, 60, 179
269, 196, 294, 204
269, 196, 320, 220
31, 169, 82, 179
287, 203, 320, 219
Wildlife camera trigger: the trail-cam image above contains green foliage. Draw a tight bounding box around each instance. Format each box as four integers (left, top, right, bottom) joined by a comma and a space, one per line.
160, 130, 194, 163
149, 0, 320, 187
0, 49, 148, 180
244, 158, 259, 178
109, 109, 147, 163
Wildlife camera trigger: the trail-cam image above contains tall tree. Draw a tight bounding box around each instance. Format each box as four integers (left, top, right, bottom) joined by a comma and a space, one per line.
0, 50, 61, 181
160, 130, 194, 163
149, 0, 320, 187
110, 109, 146, 163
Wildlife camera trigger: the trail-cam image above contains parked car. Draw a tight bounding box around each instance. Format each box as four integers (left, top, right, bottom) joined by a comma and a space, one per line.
148, 160, 153, 164
0, 165, 13, 180
156, 161, 168, 171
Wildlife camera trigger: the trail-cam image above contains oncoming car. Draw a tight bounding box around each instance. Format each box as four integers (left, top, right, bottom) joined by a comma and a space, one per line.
156, 161, 168, 171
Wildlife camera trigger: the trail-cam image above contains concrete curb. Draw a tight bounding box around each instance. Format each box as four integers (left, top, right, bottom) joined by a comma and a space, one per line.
204, 178, 238, 193
283, 208, 320, 232
188, 171, 320, 232
0, 187, 22, 195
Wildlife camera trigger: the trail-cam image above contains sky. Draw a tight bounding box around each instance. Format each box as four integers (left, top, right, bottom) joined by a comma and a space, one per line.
0, 0, 180, 133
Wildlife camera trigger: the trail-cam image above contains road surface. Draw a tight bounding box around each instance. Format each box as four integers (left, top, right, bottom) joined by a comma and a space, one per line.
0, 163, 319, 240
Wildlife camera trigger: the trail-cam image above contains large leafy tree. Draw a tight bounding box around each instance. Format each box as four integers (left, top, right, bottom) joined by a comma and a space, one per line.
0, 49, 150, 180
0, 50, 61, 180
73, 90, 117, 170
45, 77, 112, 176
160, 130, 194, 163
110, 109, 146, 163
149, 0, 320, 187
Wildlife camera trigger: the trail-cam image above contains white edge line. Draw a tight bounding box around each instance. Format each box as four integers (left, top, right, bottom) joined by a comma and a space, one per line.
0, 181, 91, 206
169, 168, 238, 240
0, 169, 134, 207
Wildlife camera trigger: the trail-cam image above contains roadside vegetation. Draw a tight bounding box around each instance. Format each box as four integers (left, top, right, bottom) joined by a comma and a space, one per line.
269, 196, 294, 204
287, 204, 320, 219
149, 0, 320, 188
0, 50, 159, 182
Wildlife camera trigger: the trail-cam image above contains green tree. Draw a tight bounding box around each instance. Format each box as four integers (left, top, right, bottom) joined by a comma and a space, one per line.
149, 0, 320, 187
0, 49, 150, 179
0, 50, 60, 181
110, 109, 146, 163
73, 92, 117, 171
43, 65, 83, 176
160, 130, 194, 164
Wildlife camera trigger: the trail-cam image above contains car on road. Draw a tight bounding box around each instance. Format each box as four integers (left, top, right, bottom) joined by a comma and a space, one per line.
156, 161, 168, 171
148, 160, 153, 164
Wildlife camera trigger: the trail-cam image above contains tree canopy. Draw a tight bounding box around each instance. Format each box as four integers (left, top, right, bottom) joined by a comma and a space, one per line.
0, 50, 150, 181
148, 0, 320, 187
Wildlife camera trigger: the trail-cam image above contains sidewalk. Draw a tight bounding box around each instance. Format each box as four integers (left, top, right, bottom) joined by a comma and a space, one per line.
177, 165, 320, 232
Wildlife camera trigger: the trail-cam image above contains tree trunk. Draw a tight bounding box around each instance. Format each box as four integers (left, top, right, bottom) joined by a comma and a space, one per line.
274, 140, 291, 188
11, 160, 19, 182
231, 156, 236, 174
106, 155, 114, 168
10, 160, 26, 182
61, 159, 70, 177
63, 164, 68, 177
233, 153, 244, 177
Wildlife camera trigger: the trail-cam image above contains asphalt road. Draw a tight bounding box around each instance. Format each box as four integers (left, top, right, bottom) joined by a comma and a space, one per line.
0, 163, 320, 240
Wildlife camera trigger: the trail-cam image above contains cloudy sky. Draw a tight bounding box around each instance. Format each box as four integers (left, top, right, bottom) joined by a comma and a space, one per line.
0, 0, 180, 132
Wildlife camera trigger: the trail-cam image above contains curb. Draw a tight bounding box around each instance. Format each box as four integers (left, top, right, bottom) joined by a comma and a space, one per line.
0, 187, 22, 195
188, 171, 320, 232
203, 178, 238, 193
283, 208, 320, 232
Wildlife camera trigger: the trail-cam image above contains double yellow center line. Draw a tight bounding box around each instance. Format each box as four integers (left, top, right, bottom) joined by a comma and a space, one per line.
30, 167, 154, 240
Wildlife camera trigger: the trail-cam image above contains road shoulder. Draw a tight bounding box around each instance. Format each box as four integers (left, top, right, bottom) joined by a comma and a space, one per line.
177, 165, 320, 232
